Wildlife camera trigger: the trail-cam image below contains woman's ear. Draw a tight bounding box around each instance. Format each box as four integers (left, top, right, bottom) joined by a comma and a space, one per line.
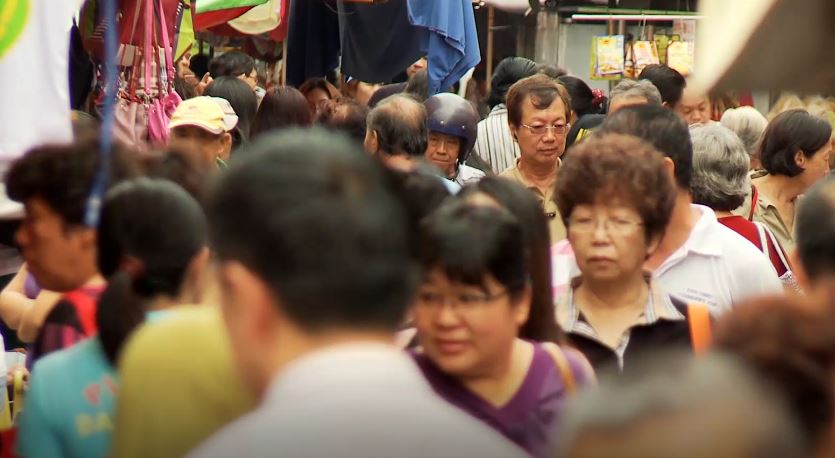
795, 150, 807, 170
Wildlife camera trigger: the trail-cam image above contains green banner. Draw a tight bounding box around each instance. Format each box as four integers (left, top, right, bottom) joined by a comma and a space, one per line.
195, 0, 269, 14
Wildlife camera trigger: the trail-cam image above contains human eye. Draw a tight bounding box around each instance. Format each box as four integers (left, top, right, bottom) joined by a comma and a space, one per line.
418, 291, 443, 305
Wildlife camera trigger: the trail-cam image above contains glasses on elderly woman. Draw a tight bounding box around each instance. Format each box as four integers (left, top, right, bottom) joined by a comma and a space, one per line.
568, 215, 644, 236
521, 123, 569, 136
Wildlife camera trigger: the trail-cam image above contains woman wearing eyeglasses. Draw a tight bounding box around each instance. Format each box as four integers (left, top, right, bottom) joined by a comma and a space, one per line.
410, 200, 594, 458
554, 133, 710, 374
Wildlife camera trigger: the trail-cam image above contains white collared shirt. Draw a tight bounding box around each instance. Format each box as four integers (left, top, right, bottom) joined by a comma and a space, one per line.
551, 205, 783, 314
654, 205, 782, 312
187, 343, 527, 458
473, 104, 520, 174
454, 164, 486, 186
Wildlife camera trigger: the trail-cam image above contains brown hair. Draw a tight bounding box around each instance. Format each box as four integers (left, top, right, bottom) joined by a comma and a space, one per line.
555, 133, 676, 241
713, 295, 835, 451
250, 86, 313, 139
298, 77, 341, 100
505, 74, 572, 127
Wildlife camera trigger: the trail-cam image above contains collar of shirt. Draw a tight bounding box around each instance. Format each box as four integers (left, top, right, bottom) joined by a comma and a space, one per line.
556, 273, 685, 334
265, 342, 433, 406
662, 205, 725, 266
488, 104, 508, 117
504, 159, 561, 199
556, 274, 684, 369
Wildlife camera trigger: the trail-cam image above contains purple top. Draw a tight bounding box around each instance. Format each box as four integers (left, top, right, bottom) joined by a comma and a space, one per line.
411, 343, 587, 458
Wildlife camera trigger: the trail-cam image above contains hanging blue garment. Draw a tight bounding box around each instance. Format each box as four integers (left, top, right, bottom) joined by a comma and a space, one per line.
407, 0, 481, 95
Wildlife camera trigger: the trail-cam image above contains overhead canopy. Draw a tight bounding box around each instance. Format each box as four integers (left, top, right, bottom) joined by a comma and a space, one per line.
691, 0, 835, 95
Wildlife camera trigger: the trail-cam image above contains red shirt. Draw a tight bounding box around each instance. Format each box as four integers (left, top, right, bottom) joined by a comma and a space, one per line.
718, 215, 789, 277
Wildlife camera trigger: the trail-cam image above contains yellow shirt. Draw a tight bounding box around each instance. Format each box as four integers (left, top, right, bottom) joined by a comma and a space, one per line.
112, 307, 255, 458
499, 161, 567, 243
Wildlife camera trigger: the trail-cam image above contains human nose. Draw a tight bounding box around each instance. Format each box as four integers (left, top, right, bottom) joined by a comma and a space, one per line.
434, 300, 463, 327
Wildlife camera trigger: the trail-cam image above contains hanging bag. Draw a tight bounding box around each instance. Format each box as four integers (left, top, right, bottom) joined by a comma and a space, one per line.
148, 0, 181, 147
113, 0, 149, 148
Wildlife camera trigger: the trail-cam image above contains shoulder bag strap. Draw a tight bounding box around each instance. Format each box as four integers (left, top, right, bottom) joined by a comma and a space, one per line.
753, 221, 770, 256
687, 302, 712, 356
543, 342, 577, 395
143, 0, 153, 96
761, 222, 793, 272
748, 185, 759, 221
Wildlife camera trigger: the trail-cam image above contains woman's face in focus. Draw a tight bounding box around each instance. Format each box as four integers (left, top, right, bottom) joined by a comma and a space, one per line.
412, 269, 529, 379
568, 203, 656, 282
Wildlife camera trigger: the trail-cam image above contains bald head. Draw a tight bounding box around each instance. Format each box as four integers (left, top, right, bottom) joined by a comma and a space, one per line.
364, 94, 428, 157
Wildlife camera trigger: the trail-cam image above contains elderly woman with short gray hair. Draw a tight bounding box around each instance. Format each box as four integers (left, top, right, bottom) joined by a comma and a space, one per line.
690, 123, 792, 282
720, 106, 768, 170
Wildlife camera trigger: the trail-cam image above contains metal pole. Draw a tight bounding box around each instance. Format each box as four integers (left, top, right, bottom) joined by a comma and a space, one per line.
281, 39, 288, 86
486, 6, 494, 90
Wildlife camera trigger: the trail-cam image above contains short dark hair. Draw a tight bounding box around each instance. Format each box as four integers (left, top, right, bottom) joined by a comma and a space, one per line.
758, 109, 832, 177
597, 104, 693, 190
207, 128, 417, 332
796, 175, 835, 280
5, 138, 140, 226
419, 200, 528, 296
204, 76, 259, 141
404, 69, 429, 103
460, 177, 564, 344
487, 57, 537, 108
534, 63, 567, 79
713, 295, 835, 450
556, 133, 676, 242
97, 178, 207, 364
558, 75, 605, 117
250, 86, 313, 139
208, 51, 255, 78
315, 97, 370, 144
638, 64, 686, 107
506, 74, 572, 128
366, 94, 428, 157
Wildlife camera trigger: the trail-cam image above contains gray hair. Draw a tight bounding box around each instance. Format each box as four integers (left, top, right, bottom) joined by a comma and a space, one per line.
556, 354, 805, 458
720, 106, 768, 157
690, 123, 751, 212
609, 79, 662, 106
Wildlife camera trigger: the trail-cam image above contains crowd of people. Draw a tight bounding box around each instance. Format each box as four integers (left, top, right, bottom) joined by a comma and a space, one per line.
2, 48, 835, 458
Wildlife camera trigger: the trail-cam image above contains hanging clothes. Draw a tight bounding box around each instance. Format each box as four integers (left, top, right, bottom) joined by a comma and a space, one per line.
286, 0, 340, 87
407, 0, 481, 95
338, 0, 423, 84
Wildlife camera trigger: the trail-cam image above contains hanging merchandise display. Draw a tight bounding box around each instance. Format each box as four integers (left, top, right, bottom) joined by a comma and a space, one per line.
111, 0, 182, 149
632, 40, 660, 75
667, 40, 694, 76
590, 35, 624, 80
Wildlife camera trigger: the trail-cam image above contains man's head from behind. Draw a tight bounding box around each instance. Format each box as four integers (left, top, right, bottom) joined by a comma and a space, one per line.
796, 175, 835, 300
558, 354, 805, 458
608, 79, 662, 115
6, 138, 139, 292
207, 128, 418, 394
597, 104, 693, 191
364, 94, 428, 167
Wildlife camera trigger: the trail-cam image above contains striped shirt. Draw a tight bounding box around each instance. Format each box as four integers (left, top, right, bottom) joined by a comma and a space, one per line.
556, 275, 684, 370
473, 104, 520, 174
